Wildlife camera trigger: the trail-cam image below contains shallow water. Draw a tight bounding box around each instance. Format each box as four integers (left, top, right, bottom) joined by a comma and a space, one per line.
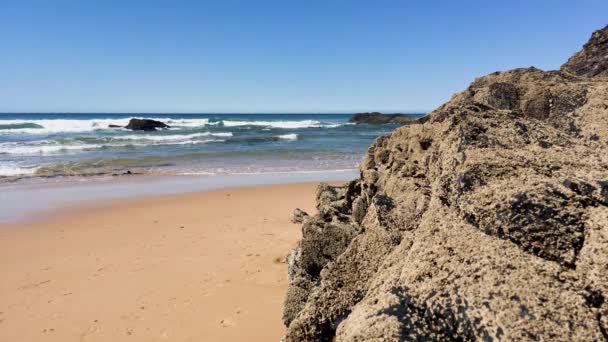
0, 170, 359, 223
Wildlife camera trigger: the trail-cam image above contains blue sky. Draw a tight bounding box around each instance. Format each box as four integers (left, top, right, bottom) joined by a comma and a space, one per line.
1, 0, 606, 113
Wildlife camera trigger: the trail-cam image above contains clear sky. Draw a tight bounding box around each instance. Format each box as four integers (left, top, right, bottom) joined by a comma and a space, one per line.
1, 0, 607, 113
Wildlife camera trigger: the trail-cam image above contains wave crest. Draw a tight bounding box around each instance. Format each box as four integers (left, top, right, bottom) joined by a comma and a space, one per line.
0, 117, 211, 134
0, 136, 222, 155
117, 132, 232, 142
277, 133, 298, 140
221, 120, 338, 129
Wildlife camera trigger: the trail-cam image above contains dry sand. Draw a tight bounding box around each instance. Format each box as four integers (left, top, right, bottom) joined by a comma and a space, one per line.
0, 182, 331, 341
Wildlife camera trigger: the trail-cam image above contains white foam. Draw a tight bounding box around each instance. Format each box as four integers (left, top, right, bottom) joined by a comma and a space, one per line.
277, 133, 298, 140
210, 132, 233, 137
176, 168, 358, 176
0, 136, 222, 155
0, 118, 131, 134
0, 142, 102, 155
118, 132, 232, 142
221, 120, 324, 129
154, 139, 220, 146
0, 164, 39, 177
0, 117, 347, 134
99, 139, 220, 148
162, 118, 210, 128
0, 117, 211, 134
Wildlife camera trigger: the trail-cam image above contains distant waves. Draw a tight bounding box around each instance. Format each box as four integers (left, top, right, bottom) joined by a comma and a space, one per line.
0, 114, 403, 179
0, 117, 351, 134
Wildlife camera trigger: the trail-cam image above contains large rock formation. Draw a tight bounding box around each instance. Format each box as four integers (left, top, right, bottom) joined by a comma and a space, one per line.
284, 25, 608, 341
350, 112, 420, 125
562, 25, 608, 79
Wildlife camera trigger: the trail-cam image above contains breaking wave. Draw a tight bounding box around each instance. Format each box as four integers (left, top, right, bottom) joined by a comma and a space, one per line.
0, 114, 406, 180
0, 116, 351, 135
0, 117, 211, 134
0, 137, 221, 155
277, 133, 298, 140
117, 132, 232, 141
220, 120, 341, 129
0, 164, 39, 177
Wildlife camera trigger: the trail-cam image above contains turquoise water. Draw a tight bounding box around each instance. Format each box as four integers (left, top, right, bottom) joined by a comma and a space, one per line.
0, 113, 422, 182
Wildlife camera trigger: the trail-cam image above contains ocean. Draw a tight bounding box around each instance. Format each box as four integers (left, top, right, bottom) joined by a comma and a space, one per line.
0, 113, 422, 183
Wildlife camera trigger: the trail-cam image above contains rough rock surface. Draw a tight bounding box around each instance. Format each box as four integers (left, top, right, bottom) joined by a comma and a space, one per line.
283, 26, 608, 341
124, 118, 169, 131
562, 25, 608, 79
350, 112, 420, 125
291, 208, 310, 224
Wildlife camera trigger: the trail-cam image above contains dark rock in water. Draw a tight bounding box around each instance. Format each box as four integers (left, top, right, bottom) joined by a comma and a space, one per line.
291, 208, 310, 223
111, 170, 137, 176
561, 25, 608, 78
283, 26, 608, 341
108, 124, 123, 128
124, 118, 170, 131
349, 112, 420, 125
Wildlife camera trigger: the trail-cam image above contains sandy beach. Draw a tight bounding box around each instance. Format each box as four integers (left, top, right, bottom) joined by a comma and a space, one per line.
0, 181, 332, 341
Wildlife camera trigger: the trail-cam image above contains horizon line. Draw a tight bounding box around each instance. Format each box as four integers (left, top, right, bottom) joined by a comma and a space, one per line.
0, 111, 430, 115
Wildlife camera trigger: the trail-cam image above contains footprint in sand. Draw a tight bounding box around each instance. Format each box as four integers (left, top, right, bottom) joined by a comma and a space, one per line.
18, 279, 51, 290
219, 318, 236, 327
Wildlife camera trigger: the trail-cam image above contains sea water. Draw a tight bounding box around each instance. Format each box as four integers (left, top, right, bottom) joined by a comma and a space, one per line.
0, 113, 422, 181
0, 113, 425, 221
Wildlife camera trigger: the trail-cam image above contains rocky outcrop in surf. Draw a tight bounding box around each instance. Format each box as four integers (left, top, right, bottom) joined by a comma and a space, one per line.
123, 118, 170, 131
283, 25, 608, 341
349, 112, 419, 125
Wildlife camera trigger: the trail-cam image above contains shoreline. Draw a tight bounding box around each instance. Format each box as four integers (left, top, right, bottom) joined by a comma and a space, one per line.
0, 181, 339, 341
0, 113, 389, 188
0, 169, 357, 223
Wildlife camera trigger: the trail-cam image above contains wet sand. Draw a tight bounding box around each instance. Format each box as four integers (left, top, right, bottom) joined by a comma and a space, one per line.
0, 182, 333, 341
